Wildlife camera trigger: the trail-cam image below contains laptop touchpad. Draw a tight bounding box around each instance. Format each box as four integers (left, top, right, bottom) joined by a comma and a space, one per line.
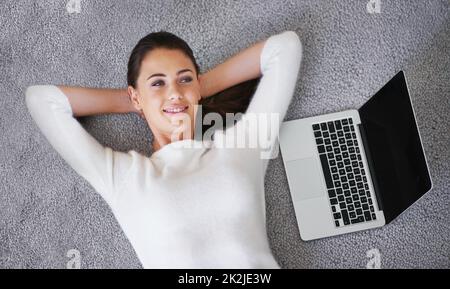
285, 157, 325, 201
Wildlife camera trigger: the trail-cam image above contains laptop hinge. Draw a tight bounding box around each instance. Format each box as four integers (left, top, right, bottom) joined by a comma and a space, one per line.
358, 123, 384, 211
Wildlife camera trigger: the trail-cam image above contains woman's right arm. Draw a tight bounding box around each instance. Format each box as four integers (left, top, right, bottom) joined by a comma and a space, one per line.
57, 86, 138, 117
25, 85, 135, 207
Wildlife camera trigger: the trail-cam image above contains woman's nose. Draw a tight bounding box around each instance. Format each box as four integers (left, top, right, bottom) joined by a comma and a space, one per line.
168, 86, 183, 101
169, 94, 183, 101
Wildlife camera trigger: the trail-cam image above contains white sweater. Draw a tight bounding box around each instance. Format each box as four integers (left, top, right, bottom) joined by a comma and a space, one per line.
25, 31, 303, 269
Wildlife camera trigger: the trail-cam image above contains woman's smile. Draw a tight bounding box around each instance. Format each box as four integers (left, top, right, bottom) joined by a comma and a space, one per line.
162, 104, 189, 114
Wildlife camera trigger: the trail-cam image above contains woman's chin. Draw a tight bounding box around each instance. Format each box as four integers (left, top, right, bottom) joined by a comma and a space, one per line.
163, 111, 192, 123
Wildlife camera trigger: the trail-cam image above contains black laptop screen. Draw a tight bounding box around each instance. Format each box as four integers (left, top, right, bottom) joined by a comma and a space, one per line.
358, 71, 432, 224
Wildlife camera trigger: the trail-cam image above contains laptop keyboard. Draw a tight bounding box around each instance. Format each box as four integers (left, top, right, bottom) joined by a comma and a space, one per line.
312, 117, 377, 227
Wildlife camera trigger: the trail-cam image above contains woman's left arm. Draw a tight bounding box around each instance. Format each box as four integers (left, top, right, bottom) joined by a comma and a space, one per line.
199, 38, 267, 99
207, 31, 303, 165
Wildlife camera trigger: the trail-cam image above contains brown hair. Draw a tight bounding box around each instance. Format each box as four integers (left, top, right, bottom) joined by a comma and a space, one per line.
127, 31, 261, 134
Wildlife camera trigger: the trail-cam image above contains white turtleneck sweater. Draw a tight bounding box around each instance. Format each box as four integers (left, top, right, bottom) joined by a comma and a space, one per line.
25, 31, 302, 269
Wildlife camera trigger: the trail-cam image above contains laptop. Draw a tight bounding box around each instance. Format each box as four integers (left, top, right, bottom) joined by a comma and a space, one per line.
278, 71, 433, 241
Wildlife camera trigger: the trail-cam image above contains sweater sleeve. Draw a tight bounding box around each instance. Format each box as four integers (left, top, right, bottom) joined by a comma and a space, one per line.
222, 30, 303, 164
25, 85, 132, 207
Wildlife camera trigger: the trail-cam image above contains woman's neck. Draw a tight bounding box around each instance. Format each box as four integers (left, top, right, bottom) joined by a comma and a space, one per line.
152, 129, 194, 153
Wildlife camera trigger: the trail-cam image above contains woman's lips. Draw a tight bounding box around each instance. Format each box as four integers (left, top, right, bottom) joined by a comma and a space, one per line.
163, 105, 188, 114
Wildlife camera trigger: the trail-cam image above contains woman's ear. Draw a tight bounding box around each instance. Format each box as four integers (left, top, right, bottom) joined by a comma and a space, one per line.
128, 86, 146, 120
128, 86, 141, 111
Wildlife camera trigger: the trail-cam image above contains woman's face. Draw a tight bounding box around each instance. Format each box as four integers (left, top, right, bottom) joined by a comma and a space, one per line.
129, 48, 201, 141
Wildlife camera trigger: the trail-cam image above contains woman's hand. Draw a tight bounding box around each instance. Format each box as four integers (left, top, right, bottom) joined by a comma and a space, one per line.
198, 73, 212, 99
198, 38, 266, 99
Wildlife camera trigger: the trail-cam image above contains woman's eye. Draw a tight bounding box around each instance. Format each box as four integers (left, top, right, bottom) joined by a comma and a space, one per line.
152, 77, 192, 87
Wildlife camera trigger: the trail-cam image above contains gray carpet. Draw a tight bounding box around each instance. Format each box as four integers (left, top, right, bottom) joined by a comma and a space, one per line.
0, 0, 449, 269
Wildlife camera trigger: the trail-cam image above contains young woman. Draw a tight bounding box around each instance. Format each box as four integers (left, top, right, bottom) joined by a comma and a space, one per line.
25, 30, 303, 268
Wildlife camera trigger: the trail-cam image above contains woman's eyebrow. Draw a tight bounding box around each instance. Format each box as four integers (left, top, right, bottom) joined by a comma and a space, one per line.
147, 69, 192, 80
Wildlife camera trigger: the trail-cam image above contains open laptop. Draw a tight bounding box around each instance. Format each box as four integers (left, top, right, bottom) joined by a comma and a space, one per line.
278, 71, 433, 241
